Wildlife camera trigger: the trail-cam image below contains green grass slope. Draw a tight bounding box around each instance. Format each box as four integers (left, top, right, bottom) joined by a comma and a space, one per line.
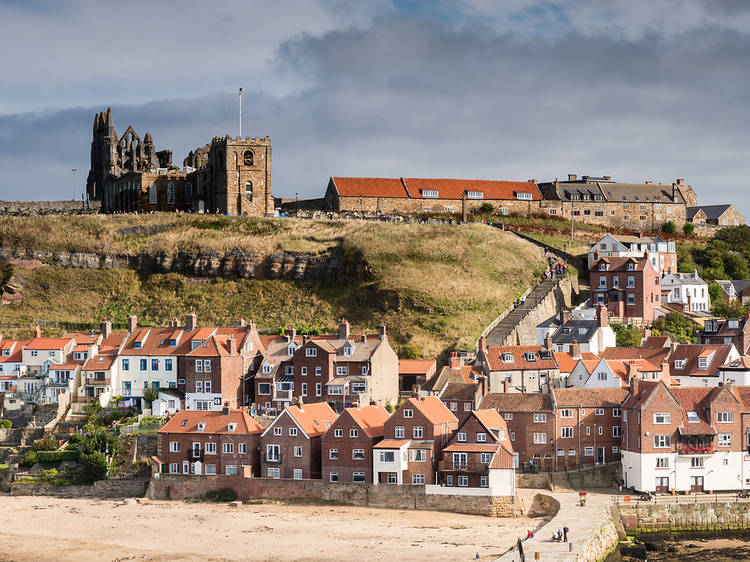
0, 216, 546, 358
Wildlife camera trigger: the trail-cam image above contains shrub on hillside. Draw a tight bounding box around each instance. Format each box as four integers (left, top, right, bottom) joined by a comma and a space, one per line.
612, 323, 642, 348
682, 223, 695, 235
661, 221, 676, 234
479, 202, 495, 214
0, 419, 11, 429
35, 450, 80, 463
32, 434, 57, 451
398, 344, 421, 359
203, 488, 238, 502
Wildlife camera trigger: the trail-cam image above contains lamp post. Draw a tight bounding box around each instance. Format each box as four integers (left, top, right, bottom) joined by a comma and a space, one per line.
71, 168, 78, 201
238, 88, 244, 137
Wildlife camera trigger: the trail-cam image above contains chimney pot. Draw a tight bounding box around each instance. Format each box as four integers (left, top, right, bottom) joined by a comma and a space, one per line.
127, 315, 137, 333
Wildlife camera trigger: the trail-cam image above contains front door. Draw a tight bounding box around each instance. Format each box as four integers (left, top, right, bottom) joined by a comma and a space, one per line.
690, 476, 704, 493
655, 477, 669, 493
597, 447, 605, 464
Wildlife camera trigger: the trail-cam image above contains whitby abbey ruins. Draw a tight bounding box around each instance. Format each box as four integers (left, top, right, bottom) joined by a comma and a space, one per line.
86, 108, 273, 216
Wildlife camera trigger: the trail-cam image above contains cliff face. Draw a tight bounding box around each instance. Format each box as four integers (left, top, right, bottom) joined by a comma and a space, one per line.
0, 247, 370, 283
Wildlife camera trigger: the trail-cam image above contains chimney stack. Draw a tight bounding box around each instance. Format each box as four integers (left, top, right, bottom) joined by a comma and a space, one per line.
235, 317, 247, 327
285, 326, 296, 341
361, 334, 367, 343
411, 384, 421, 398
631, 376, 639, 397
378, 324, 387, 337
298, 396, 304, 410
502, 379, 509, 393
479, 374, 488, 398
33, 324, 41, 338
302, 335, 309, 345
185, 312, 197, 332
100, 319, 112, 339
338, 318, 350, 341
568, 174, 577, 182
676, 178, 685, 185
127, 315, 137, 333
449, 351, 460, 370
222, 402, 230, 416
561, 308, 571, 325
597, 304, 608, 327
571, 340, 581, 359
228, 335, 237, 355
478, 336, 487, 353
544, 331, 553, 351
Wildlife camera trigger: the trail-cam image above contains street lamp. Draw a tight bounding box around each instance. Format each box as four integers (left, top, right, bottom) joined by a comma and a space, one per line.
71, 169, 78, 201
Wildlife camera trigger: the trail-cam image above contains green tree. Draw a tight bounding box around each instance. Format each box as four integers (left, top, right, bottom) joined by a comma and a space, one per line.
78, 429, 119, 483
398, 344, 421, 359
611, 323, 642, 347
724, 254, 750, 280
479, 202, 495, 214
652, 312, 696, 343
142, 386, 159, 405
661, 221, 676, 234
682, 223, 695, 236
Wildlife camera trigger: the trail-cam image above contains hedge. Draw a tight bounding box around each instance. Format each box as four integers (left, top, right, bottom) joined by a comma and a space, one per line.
35, 450, 80, 463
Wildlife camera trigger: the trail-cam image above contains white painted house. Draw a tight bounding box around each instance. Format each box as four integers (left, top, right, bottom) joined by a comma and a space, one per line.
587, 234, 677, 276
661, 271, 710, 313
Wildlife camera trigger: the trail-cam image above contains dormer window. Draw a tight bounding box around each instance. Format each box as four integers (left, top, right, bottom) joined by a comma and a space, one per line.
674, 359, 686, 369
342, 343, 354, 357
697, 358, 708, 369
168, 339, 177, 346
728, 320, 739, 329
524, 352, 537, 362
516, 192, 533, 200
421, 189, 439, 198
228, 423, 237, 432
627, 263, 635, 271
599, 263, 606, 271
191, 340, 204, 350
262, 363, 273, 374
686, 411, 699, 423
467, 191, 484, 199
501, 353, 513, 363
133, 342, 142, 349
197, 422, 206, 432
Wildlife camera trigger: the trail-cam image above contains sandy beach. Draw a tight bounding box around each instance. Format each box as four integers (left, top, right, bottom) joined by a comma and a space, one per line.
0, 495, 544, 561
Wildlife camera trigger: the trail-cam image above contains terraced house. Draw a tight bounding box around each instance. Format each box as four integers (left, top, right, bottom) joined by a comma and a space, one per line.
476, 340, 560, 393
253, 320, 398, 413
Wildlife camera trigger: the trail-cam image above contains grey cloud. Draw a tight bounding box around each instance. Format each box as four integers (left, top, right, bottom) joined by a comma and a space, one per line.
1, 10, 749, 218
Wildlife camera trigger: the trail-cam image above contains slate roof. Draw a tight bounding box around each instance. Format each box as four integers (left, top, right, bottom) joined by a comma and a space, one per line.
549, 319, 599, 344
688, 204, 732, 220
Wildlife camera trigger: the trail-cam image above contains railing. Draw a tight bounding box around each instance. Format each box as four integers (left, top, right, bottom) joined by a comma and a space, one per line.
679, 444, 714, 455
262, 452, 282, 464
438, 461, 489, 473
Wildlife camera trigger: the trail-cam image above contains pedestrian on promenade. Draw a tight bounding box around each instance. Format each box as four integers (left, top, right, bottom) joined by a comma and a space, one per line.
563, 525, 569, 542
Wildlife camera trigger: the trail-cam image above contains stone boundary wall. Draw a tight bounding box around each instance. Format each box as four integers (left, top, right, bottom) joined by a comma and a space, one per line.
11, 478, 149, 498
500, 276, 579, 346
577, 517, 619, 562
618, 501, 750, 534
0, 200, 100, 216
0, 246, 368, 283
147, 473, 519, 517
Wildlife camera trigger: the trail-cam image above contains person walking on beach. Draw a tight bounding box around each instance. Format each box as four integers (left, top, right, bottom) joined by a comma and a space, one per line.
563, 525, 569, 542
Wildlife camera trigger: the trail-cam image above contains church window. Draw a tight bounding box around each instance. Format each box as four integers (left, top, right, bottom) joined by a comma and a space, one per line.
167, 183, 174, 205
149, 183, 157, 204
185, 183, 192, 203
243, 150, 254, 166
245, 181, 253, 201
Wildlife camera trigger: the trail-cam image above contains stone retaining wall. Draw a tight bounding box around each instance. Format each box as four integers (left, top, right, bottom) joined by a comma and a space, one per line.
0, 200, 100, 216
11, 478, 149, 498
148, 473, 520, 517
577, 517, 619, 562
618, 501, 750, 534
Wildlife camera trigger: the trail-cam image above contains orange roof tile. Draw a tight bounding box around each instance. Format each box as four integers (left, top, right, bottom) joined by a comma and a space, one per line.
404, 178, 542, 201
374, 439, 410, 448
286, 402, 338, 437
398, 359, 437, 375
485, 345, 557, 371
443, 443, 501, 452
345, 404, 390, 438
404, 395, 458, 426
83, 354, 116, 371
552, 387, 629, 407
332, 177, 408, 198
159, 409, 264, 435
25, 337, 73, 350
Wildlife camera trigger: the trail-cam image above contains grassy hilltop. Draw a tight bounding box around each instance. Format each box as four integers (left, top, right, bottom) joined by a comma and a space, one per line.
0, 215, 546, 358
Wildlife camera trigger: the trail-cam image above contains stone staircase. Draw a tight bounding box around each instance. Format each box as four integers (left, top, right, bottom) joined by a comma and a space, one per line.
486, 278, 559, 346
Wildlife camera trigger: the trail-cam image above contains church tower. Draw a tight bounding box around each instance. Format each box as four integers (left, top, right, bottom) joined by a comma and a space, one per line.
86, 107, 119, 201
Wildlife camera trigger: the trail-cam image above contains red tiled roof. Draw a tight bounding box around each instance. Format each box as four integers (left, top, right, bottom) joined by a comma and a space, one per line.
83, 354, 116, 371
374, 439, 410, 448
398, 359, 437, 375
159, 409, 264, 435
552, 387, 629, 407
404, 395, 458, 426
48, 362, 80, 370
0, 340, 28, 363
472, 409, 508, 432
403, 178, 542, 201
24, 337, 73, 350
345, 404, 390, 438
286, 402, 338, 437
485, 345, 557, 371
490, 446, 515, 469
480, 393, 553, 412
721, 356, 750, 370
443, 443, 501, 452
65, 333, 99, 345
332, 177, 408, 198
602, 347, 670, 365
642, 336, 670, 348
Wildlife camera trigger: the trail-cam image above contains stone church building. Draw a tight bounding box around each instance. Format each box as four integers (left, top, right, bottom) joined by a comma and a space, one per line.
86, 108, 272, 216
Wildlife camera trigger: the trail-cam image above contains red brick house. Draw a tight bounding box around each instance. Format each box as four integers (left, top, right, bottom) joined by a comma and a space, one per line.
260, 400, 337, 480
589, 253, 660, 325
253, 321, 398, 413
374, 395, 458, 485
621, 380, 746, 493
157, 407, 264, 476
437, 409, 515, 493
476, 342, 560, 393
479, 393, 555, 471
321, 404, 390, 483
700, 315, 750, 356
398, 359, 437, 394
551, 387, 629, 470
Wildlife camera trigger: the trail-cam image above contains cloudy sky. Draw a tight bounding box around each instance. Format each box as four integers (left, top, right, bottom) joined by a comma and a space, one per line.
1, 0, 749, 216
